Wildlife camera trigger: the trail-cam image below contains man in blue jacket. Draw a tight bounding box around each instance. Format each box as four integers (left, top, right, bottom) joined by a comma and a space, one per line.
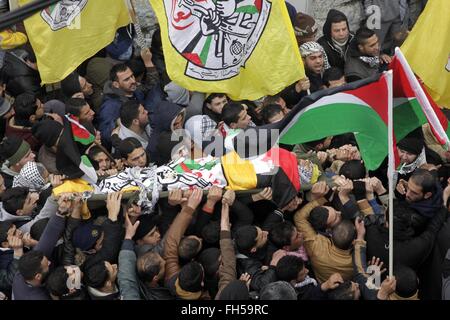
98, 64, 146, 150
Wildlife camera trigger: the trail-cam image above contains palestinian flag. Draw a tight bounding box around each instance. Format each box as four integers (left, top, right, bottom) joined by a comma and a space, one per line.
221, 147, 300, 208
214, 73, 392, 171
390, 47, 450, 146
66, 114, 95, 146
56, 117, 98, 184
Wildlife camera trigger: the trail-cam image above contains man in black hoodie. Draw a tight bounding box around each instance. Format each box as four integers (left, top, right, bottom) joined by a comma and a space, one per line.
318, 9, 354, 72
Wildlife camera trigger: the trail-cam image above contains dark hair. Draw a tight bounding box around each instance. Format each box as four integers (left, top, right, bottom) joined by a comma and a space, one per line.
331, 220, 356, 250
323, 67, 344, 87
339, 160, 366, 180
110, 63, 130, 82
261, 104, 283, 124
410, 168, 437, 195
203, 93, 227, 108
137, 252, 162, 283
394, 265, 418, 298
308, 206, 330, 232
355, 27, 376, 46
178, 261, 204, 293
87, 145, 105, 160
84, 261, 109, 288
262, 95, 283, 108
65, 98, 87, 117
221, 102, 244, 126
329, 11, 348, 25
30, 217, 49, 241
13, 93, 37, 127
46, 266, 69, 297
327, 280, 354, 300
0, 221, 13, 244
198, 247, 220, 277
235, 225, 258, 253
1, 187, 29, 215
18, 250, 44, 281
178, 236, 202, 263
118, 137, 143, 159
120, 100, 140, 128
126, 58, 146, 79
392, 202, 416, 241
303, 138, 326, 151
269, 221, 295, 249
201, 221, 220, 246
275, 255, 304, 282
259, 281, 297, 300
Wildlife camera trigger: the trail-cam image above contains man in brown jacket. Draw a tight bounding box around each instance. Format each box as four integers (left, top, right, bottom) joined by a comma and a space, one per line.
215, 190, 251, 300
294, 181, 356, 283
163, 188, 207, 300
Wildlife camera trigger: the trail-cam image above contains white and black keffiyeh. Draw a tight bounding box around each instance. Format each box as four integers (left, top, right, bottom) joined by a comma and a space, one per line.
299, 41, 331, 70
13, 161, 49, 191
359, 56, 380, 68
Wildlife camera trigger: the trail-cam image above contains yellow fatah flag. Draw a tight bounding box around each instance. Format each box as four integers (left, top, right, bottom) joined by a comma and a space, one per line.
401, 0, 450, 108
19, 0, 130, 84
149, 0, 305, 100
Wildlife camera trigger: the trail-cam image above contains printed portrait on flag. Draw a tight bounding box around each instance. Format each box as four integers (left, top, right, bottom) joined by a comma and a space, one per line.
164, 0, 271, 80
40, 0, 87, 31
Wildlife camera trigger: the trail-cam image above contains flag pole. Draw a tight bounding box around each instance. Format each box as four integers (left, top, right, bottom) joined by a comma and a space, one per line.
124, 0, 146, 49
395, 47, 450, 149
386, 70, 394, 278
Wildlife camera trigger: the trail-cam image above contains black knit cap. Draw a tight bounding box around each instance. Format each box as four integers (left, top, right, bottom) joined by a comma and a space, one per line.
133, 214, 160, 241
32, 119, 64, 148
397, 137, 424, 155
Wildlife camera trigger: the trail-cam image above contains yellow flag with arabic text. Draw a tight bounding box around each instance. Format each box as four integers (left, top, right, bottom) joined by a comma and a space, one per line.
149, 0, 305, 100
19, 0, 130, 84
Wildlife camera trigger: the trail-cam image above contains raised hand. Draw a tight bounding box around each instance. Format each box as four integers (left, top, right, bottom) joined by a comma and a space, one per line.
57, 193, 75, 216
49, 174, 65, 188
206, 186, 223, 207
321, 273, 344, 291
22, 233, 38, 248
186, 188, 203, 210
140, 47, 154, 67
8, 233, 24, 257
377, 276, 396, 300
168, 189, 187, 207
311, 181, 330, 201
106, 192, 122, 222
124, 213, 140, 240
396, 179, 408, 195
222, 189, 236, 206
270, 249, 287, 267
354, 217, 366, 240
239, 272, 251, 290
252, 187, 272, 202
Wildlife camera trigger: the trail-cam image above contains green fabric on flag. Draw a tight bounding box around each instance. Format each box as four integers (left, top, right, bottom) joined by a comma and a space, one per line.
279, 103, 388, 170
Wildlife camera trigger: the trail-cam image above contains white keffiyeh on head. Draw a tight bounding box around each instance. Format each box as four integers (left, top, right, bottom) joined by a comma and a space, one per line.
299, 41, 331, 70
13, 161, 49, 191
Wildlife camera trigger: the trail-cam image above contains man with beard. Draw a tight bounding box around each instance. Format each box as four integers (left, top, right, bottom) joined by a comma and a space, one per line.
12, 194, 73, 300
99, 63, 146, 149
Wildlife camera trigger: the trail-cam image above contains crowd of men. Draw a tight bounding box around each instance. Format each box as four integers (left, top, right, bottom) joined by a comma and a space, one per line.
1, 0, 450, 301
